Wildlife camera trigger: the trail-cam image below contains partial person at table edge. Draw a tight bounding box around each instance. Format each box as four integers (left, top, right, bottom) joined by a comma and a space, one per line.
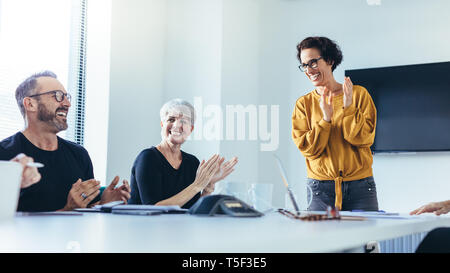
410, 200, 450, 216
410, 200, 450, 253
7, 153, 41, 189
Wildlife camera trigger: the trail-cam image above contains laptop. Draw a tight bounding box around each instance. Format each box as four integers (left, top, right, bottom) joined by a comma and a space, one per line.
0, 161, 23, 221
273, 154, 301, 215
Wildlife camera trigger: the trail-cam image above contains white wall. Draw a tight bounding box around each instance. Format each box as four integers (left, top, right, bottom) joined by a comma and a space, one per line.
84, 0, 112, 185
107, 0, 450, 212
164, 0, 223, 160
107, 0, 166, 183
107, 0, 223, 183
219, 0, 261, 194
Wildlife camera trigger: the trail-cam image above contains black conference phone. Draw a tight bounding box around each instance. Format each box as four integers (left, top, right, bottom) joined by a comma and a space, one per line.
189, 194, 263, 217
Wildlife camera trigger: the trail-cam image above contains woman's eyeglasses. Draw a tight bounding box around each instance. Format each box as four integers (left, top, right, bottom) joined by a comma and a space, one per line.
298, 56, 323, 72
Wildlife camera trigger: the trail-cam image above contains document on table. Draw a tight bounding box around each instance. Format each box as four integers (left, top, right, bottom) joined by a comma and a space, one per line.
74, 208, 102, 212
74, 204, 188, 214
339, 211, 420, 219
17, 211, 83, 216
111, 204, 188, 213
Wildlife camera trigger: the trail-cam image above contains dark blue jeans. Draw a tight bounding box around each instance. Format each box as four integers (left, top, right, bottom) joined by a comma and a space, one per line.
307, 176, 379, 211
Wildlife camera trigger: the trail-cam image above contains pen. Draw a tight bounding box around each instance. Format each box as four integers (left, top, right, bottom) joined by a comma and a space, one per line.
26, 162, 45, 168
15, 154, 44, 168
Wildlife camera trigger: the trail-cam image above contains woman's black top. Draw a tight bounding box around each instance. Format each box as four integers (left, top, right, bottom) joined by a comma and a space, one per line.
128, 146, 200, 209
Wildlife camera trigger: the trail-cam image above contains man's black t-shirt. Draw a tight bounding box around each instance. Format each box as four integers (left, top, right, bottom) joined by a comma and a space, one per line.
0, 132, 95, 212
128, 146, 200, 209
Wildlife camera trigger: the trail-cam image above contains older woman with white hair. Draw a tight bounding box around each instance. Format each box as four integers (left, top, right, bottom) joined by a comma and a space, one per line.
128, 99, 238, 208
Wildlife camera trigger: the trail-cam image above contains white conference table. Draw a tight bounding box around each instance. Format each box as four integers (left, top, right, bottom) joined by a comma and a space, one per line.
1, 211, 449, 253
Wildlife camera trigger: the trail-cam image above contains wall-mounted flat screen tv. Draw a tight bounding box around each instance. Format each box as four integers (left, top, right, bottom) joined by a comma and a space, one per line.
345, 61, 450, 153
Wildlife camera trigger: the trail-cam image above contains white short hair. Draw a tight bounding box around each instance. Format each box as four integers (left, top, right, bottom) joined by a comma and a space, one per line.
159, 98, 196, 125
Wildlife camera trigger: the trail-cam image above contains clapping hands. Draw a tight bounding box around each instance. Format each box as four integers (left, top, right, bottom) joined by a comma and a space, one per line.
203, 156, 238, 195
319, 87, 333, 122
343, 76, 353, 108
100, 176, 131, 204
319, 76, 354, 122
195, 155, 238, 196
210, 156, 238, 184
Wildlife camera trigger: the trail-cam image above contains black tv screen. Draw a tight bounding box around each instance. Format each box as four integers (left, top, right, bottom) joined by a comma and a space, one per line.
345, 61, 450, 153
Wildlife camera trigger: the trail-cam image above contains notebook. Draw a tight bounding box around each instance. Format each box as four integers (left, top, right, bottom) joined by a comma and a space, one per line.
0, 161, 23, 221
75, 202, 188, 214
111, 204, 188, 214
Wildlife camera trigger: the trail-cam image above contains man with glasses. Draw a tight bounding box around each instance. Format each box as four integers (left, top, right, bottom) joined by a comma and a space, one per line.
0, 71, 130, 212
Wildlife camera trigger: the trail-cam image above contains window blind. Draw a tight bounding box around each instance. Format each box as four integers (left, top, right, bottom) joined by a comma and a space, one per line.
67, 0, 88, 145
0, 0, 88, 145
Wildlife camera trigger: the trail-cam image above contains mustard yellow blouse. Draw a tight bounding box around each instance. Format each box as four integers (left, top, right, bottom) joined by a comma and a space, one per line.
292, 85, 377, 209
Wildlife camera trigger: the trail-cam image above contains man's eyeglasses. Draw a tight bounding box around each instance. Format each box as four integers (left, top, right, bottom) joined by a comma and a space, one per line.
298, 56, 323, 72
28, 90, 71, 103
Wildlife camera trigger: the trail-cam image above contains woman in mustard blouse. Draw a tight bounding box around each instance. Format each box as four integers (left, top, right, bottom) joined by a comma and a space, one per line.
292, 36, 378, 211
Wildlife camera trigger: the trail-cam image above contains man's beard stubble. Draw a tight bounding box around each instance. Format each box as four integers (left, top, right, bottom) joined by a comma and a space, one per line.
37, 102, 68, 132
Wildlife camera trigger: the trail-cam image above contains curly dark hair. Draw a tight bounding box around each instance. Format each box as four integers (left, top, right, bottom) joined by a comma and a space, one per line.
296, 36, 343, 72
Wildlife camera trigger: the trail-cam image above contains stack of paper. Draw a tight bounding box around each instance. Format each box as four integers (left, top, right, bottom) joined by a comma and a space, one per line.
339, 211, 417, 219
111, 204, 187, 213
75, 202, 188, 215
